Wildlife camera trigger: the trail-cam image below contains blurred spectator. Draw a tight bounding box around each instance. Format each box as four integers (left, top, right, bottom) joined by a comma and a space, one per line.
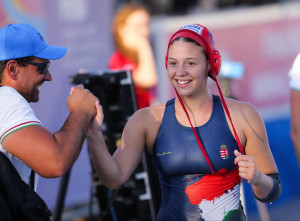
108, 3, 158, 109
289, 53, 300, 166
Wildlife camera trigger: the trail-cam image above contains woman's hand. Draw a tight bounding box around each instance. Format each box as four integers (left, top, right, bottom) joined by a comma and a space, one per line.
87, 100, 104, 137
234, 150, 264, 185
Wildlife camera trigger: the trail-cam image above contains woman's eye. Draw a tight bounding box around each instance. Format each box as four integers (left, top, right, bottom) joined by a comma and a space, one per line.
169, 61, 177, 66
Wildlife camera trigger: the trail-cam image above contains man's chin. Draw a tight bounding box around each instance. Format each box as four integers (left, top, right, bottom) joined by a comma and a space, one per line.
29, 96, 39, 103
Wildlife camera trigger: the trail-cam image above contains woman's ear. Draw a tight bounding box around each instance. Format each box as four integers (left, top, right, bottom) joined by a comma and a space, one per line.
207, 61, 211, 76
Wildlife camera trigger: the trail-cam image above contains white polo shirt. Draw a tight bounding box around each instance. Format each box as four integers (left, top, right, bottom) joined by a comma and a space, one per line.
289, 53, 300, 91
0, 86, 41, 190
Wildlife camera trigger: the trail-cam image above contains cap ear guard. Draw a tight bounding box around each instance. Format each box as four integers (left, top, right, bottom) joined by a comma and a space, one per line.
209, 49, 221, 78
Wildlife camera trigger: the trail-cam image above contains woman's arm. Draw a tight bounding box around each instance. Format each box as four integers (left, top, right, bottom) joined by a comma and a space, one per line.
234, 102, 280, 202
87, 103, 148, 189
133, 38, 158, 88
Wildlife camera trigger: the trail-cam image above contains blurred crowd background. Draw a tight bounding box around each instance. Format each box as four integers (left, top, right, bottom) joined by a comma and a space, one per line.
1, 0, 300, 220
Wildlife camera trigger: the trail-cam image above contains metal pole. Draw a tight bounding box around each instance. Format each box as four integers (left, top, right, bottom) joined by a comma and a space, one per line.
52, 169, 71, 221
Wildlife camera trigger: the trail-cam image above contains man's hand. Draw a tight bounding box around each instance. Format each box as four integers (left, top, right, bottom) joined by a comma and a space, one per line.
67, 85, 98, 118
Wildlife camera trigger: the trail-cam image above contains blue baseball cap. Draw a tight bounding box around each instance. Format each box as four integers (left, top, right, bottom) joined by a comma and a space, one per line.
0, 23, 67, 61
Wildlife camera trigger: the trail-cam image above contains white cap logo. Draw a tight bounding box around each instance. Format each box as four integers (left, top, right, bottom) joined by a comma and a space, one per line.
180, 24, 204, 36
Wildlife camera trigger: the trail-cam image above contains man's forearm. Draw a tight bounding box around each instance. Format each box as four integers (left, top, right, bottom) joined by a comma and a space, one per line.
53, 111, 92, 172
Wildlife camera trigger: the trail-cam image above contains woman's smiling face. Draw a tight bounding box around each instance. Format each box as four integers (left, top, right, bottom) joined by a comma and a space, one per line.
166, 39, 211, 97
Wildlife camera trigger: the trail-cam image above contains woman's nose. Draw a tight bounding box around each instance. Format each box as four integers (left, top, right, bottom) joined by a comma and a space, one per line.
176, 64, 187, 76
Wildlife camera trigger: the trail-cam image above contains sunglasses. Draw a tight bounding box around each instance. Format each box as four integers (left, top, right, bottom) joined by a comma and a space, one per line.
18, 61, 50, 75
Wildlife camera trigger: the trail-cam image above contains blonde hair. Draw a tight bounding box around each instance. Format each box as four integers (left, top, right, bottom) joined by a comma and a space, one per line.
112, 4, 149, 64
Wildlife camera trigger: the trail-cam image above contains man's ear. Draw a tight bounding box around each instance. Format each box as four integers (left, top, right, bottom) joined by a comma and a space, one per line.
6, 60, 19, 80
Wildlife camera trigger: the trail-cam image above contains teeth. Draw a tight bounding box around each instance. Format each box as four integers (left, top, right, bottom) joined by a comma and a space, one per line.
177, 80, 190, 85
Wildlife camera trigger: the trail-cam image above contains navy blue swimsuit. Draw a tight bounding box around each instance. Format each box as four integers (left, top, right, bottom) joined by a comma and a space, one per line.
152, 95, 245, 221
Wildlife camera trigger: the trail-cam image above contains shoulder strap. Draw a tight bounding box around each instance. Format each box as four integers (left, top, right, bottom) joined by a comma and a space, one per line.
30, 170, 35, 189
0, 151, 51, 220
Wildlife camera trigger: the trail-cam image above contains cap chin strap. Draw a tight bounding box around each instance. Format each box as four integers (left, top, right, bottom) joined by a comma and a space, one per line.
211, 76, 245, 155
174, 76, 245, 175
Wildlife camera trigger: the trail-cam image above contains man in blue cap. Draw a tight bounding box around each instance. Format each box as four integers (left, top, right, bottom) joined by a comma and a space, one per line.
0, 23, 99, 219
